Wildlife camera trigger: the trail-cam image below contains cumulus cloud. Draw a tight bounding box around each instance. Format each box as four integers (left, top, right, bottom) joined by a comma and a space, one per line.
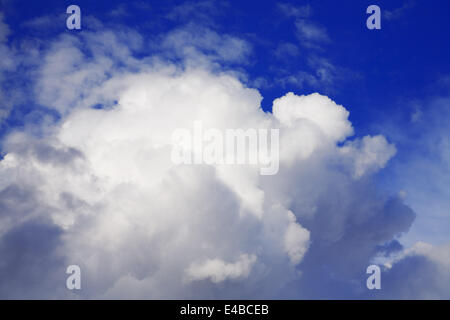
273, 92, 353, 142
166, 0, 228, 26
0, 12, 446, 300
186, 254, 257, 283
376, 93, 450, 248
340, 135, 397, 179
284, 211, 310, 265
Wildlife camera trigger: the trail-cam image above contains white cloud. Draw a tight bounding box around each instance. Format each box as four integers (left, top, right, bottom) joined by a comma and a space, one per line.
186, 254, 257, 283
340, 135, 397, 179
295, 19, 330, 47
376, 242, 450, 299
274, 13, 355, 93
161, 24, 251, 66
0, 16, 436, 299
375, 94, 450, 247
284, 211, 310, 265
273, 92, 353, 142
274, 42, 300, 60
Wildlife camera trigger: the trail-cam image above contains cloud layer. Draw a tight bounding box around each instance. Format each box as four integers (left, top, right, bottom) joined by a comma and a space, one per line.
0, 10, 448, 299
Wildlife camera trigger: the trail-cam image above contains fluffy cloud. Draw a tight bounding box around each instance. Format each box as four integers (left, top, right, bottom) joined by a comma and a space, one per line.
0, 13, 446, 299
372, 242, 450, 299
340, 135, 397, 178
185, 254, 257, 283
1, 62, 314, 298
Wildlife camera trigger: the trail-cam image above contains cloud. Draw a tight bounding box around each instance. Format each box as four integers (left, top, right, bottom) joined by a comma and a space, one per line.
284, 211, 310, 265
272, 92, 353, 142
0, 219, 67, 299
278, 3, 312, 19
108, 4, 130, 18
340, 135, 397, 179
166, 0, 228, 26
376, 93, 450, 247
384, 0, 417, 21
0, 11, 446, 300
295, 19, 330, 47
185, 254, 257, 283
273, 5, 357, 94
274, 42, 300, 60
376, 242, 450, 299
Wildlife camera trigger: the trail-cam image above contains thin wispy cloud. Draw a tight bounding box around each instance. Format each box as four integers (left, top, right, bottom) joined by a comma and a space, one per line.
384, 0, 417, 21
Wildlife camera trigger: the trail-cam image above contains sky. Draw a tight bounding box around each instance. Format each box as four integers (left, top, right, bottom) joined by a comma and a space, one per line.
0, 0, 449, 299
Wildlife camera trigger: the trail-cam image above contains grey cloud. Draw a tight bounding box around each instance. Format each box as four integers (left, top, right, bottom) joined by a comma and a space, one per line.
0, 219, 66, 299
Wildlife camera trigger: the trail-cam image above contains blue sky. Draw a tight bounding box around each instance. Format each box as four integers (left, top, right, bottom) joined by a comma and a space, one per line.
0, 0, 449, 299
3, 0, 449, 133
